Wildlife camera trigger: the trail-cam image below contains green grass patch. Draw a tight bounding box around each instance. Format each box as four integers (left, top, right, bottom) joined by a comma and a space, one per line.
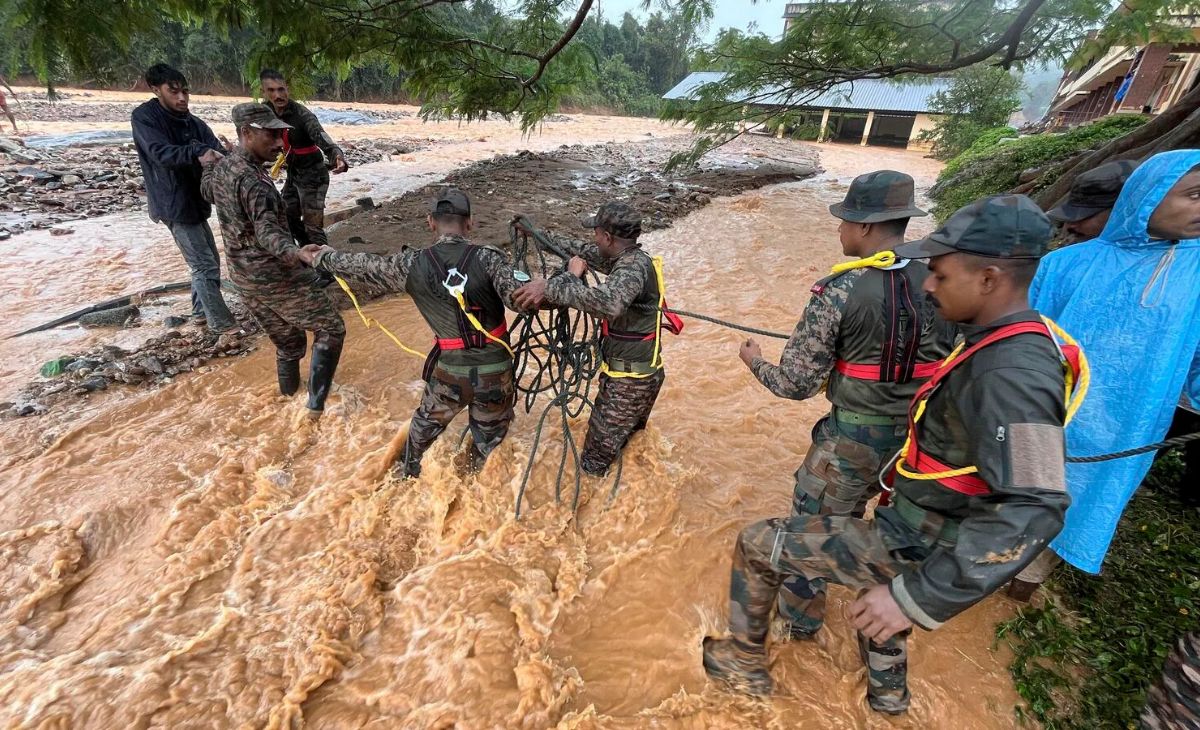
929, 115, 1149, 220
996, 452, 1200, 729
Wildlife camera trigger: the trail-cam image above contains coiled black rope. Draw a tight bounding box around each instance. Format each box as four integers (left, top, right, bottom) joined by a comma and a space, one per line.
508, 218, 617, 518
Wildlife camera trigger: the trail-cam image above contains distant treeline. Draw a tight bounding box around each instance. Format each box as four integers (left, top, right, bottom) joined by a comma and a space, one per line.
0, 2, 698, 117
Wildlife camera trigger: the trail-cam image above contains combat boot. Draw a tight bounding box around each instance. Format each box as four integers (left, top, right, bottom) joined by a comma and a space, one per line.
858, 631, 911, 714
702, 637, 773, 696
305, 341, 342, 414
277, 358, 301, 396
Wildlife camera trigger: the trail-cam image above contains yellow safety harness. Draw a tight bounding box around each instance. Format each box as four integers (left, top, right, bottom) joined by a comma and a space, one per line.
893, 315, 1089, 487
440, 266, 514, 357
600, 256, 668, 379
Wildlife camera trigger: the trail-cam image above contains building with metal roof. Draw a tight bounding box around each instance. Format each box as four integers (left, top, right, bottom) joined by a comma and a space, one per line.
663, 71, 949, 150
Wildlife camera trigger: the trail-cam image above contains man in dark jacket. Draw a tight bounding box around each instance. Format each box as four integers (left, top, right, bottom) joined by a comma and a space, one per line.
131, 64, 236, 332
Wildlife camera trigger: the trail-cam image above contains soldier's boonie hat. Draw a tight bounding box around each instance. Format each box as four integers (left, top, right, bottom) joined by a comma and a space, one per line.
894, 194, 1052, 260
231, 103, 292, 130
431, 187, 471, 216
582, 201, 642, 239
829, 170, 928, 223
1047, 159, 1139, 222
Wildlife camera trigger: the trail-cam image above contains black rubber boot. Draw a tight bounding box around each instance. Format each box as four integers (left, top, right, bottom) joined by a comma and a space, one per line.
305, 342, 342, 413
702, 637, 773, 696
277, 358, 301, 396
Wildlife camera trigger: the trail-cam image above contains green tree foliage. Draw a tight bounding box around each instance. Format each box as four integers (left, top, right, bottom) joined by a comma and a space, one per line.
918, 66, 1024, 160
662, 0, 1190, 165
1, 0, 698, 119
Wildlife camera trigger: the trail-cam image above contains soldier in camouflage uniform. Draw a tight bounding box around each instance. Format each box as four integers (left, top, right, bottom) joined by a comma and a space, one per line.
740, 171, 956, 644
705, 195, 1075, 715
1142, 634, 1200, 728
512, 202, 678, 476
301, 188, 522, 477
201, 103, 346, 416
260, 69, 348, 246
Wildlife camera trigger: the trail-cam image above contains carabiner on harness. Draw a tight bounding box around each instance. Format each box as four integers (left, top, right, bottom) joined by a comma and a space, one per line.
442, 267, 469, 299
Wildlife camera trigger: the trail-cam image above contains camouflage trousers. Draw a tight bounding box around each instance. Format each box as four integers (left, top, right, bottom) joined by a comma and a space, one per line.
240, 284, 346, 361
582, 369, 665, 475
1142, 632, 1200, 729
791, 412, 907, 517
399, 364, 516, 476
282, 161, 330, 246
782, 413, 907, 634
731, 515, 927, 713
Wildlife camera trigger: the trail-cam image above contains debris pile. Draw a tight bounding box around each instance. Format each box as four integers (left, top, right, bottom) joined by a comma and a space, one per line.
0, 140, 146, 237
3, 321, 260, 418
0, 135, 432, 238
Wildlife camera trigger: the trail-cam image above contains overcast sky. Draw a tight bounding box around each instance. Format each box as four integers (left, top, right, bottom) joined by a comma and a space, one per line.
592, 0, 790, 41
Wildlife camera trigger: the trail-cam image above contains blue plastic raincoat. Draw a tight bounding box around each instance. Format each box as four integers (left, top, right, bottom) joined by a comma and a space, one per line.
1030, 149, 1200, 573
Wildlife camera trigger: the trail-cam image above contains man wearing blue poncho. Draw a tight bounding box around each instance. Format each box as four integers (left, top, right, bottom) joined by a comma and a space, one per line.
1028, 149, 1200, 575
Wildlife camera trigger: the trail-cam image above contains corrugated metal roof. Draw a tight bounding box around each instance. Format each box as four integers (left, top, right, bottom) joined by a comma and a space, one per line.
663, 71, 948, 114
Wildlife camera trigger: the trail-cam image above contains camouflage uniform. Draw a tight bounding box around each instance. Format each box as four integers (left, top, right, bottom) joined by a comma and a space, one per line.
707, 196, 1072, 715
1142, 632, 1200, 729
750, 171, 955, 640
266, 100, 345, 246
542, 202, 667, 475
201, 105, 345, 412
314, 192, 521, 476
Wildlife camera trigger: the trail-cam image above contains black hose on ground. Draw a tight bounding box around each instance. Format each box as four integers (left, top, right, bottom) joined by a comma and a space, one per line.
6, 280, 243, 338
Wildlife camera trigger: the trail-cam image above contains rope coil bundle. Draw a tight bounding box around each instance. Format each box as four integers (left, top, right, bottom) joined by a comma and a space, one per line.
507, 217, 627, 517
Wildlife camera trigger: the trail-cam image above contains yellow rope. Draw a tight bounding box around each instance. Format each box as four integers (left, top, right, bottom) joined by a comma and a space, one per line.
1042, 315, 1089, 425
449, 291, 514, 357
333, 275, 425, 359
830, 250, 897, 275
269, 152, 286, 180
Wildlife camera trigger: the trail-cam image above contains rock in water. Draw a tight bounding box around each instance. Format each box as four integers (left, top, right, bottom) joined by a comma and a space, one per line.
78, 304, 140, 328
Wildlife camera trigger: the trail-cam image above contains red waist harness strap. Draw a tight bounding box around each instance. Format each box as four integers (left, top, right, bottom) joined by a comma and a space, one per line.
283, 129, 321, 156
835, 360, 941, 381
437, 322, 509, 351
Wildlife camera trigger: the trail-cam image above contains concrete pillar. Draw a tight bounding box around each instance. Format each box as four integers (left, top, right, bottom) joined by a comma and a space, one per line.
776, 121, 786, 138
1119, 43, 1172, 112
861, 110, 875, 146
818, 108, 831, 142
739, 105, 749, 134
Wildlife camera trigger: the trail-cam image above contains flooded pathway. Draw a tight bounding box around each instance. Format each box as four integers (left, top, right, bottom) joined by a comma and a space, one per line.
0, 137, 1028, 728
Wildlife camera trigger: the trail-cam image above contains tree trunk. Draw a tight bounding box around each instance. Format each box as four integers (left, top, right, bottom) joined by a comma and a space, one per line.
1032, 84, 1200, 208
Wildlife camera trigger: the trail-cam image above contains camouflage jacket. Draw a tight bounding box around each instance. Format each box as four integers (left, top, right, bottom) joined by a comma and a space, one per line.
267, 100, 343, 169
314, 234, 521, 367
201, 147, 314, 291
752, 262, 956, 417
881, 309, 1069, 629
544, 235, 662, 366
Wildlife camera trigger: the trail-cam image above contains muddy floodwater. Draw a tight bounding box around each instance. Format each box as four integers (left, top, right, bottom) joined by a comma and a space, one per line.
0, 95, 1026, 728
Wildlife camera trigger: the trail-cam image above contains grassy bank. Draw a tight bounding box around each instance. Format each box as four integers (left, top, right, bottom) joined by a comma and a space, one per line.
997, 453, 1198, 728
